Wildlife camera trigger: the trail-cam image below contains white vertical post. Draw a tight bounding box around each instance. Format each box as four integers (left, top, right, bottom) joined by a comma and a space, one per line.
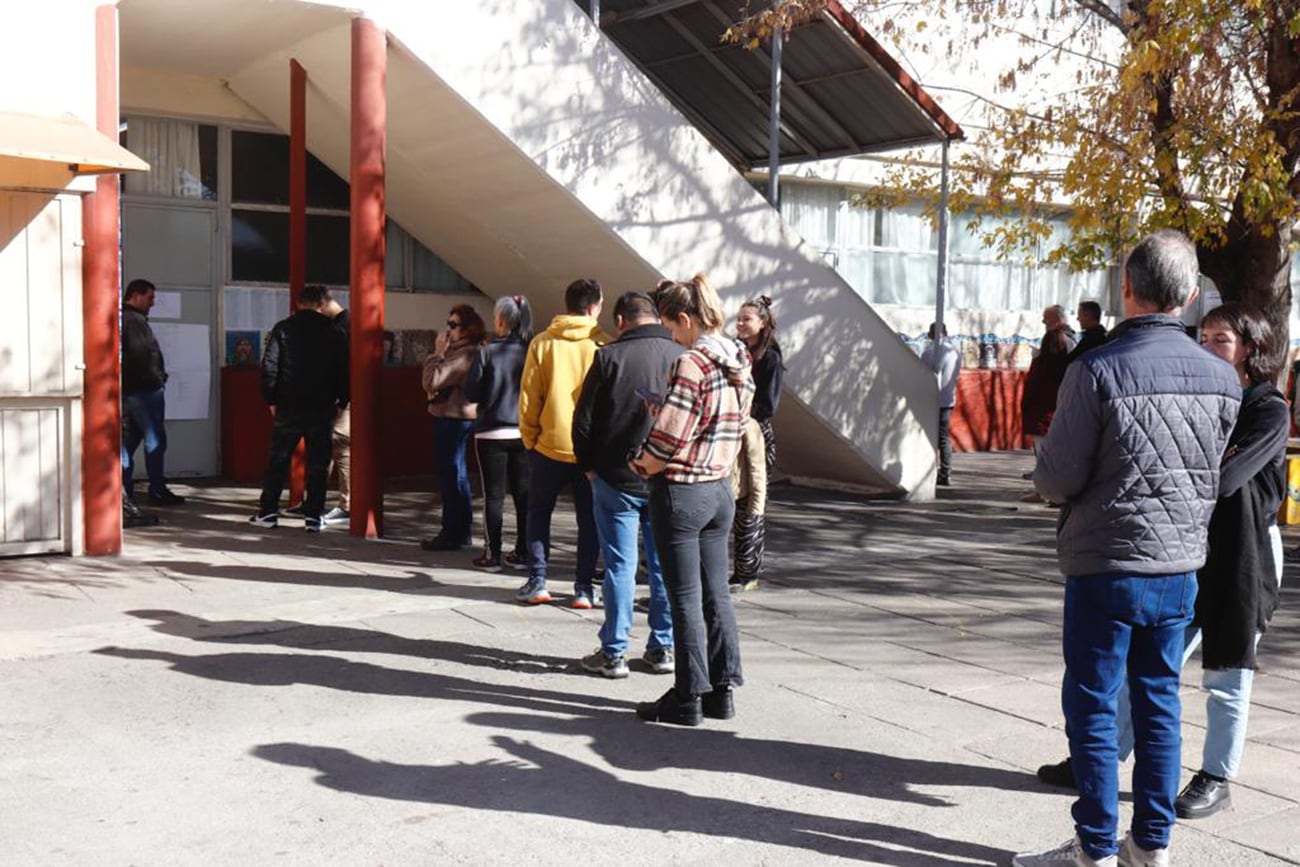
933, 138, 951, 368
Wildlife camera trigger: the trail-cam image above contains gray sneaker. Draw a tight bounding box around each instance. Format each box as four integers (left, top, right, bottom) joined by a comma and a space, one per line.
322, 507, 349, 525
642, 647, 674, 674
1013, 838, 1116, 867
1117, 835, 1168, 867
581, 649, 629, 679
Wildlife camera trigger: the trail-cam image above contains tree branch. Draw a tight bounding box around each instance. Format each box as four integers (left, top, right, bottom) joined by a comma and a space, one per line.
1072, 0, 1129, 33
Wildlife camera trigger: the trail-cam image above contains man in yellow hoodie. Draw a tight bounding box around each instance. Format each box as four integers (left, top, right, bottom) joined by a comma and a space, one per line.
516, 279, 607, 606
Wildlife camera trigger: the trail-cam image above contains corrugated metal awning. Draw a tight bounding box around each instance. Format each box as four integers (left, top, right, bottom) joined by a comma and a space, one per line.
0, 111, 149, 175
596, 0, 963, 168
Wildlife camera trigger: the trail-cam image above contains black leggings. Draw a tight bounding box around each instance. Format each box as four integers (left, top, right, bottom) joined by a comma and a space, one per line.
475, 437, 529, 557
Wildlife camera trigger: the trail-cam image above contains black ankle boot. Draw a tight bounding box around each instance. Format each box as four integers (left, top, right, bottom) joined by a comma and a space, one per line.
702, 686, 735, 720
636, 689, 702, 726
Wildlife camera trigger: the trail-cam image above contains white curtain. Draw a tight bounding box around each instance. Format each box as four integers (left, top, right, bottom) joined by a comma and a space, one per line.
123, 117, 203, 199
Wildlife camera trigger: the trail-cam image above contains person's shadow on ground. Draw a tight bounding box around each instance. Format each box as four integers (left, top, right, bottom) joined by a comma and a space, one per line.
253, 736, 1012, 866
124, 610, 575, 674
92, 646, 632, 716
462, 709, 1037, 809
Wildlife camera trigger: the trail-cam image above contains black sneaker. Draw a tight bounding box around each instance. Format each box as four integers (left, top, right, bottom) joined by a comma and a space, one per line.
280, 504, 305, 518
505, 550, 528, 571
420, 535, 467, 551
636, 688, 702, 726
702, 686, 735, 720
1036, 757, 1075, 790
305, 517, 324, 534
248, 513, 279, 528
148, 488, 186, 506
1175, 770, 1231, 819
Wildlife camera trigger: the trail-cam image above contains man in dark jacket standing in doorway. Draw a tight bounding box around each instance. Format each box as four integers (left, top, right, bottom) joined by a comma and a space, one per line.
1014, 230, 1240, 867
572, 291, 682, 678
121, 278, 185, 522
1066, 300, 1108, 365
249, 284, 349, 533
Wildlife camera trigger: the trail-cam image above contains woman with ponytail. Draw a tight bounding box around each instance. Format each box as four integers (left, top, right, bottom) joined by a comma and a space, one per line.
631, 273, 755, 726
463, 295, 533, 570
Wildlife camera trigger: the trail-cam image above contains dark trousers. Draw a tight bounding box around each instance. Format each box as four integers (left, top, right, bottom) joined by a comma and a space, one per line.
938, 406, 953, 481
525, 450, 598, 592
649, 477, 742, 698
475, 437, 529, 557
258, 411, 333, 519
122, 387, 169, 496
434, 417, 475, 542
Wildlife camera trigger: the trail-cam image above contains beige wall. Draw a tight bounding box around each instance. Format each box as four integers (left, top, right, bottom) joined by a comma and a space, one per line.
122, 67, 270, 124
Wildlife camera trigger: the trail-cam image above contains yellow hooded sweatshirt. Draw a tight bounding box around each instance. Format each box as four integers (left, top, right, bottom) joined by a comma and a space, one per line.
519, 314, 609, 463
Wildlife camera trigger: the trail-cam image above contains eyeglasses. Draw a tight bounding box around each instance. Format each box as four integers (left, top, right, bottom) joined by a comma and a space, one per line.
446, 320, 463, 329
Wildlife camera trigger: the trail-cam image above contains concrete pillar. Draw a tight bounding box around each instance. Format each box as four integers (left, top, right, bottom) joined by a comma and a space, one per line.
348, 17, 386, 538
81, 3, 122, 555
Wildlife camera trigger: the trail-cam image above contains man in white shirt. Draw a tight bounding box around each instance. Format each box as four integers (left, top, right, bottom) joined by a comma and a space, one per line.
921, 322, 961, 486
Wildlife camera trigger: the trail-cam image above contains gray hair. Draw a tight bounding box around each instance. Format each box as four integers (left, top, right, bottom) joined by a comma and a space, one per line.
493, 294, 533, 342
1124, 229, 1200, 312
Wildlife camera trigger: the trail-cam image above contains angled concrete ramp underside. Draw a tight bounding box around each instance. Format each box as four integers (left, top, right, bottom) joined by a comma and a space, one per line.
172, 0, 938, 495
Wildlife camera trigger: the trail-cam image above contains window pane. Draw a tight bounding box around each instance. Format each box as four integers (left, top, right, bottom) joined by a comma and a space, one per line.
121, 117, 217, 200
307, 215, 350, 285
231, 209, 290, 282
412, 238, 473, 293
232, 130, 350, 208
386, 220, 407, 288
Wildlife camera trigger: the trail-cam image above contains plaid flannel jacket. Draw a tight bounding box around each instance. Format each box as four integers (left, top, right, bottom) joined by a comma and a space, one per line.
642, 340, 754, 484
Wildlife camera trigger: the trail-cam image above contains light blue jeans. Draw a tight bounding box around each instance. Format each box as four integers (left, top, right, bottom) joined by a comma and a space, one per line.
1117, 525, 1283, 779
591, 477, 672, 659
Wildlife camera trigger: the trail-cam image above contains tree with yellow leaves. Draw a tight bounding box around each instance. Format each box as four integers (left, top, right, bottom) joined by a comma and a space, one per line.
728, 0, 1300, 359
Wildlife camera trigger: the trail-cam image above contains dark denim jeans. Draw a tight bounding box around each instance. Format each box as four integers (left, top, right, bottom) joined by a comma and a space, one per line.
258, 411, 333, 519
592, 477, 672, 658
122, 387, 169, 496
649, 477, 741, 698
525, 450, 598, 593
433, 417, 475, 542
475, 437, 528, 557
937, 406, 953, 481
1063, 572, 1197, 860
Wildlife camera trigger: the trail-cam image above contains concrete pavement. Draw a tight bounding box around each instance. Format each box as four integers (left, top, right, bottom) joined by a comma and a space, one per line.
2, 451, 1297, 865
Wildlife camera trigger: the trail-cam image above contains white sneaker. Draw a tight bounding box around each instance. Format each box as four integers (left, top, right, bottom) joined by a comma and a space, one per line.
1117, 835, 1169, 867
321, 507, 349, 525
1013, 838, 1117, 867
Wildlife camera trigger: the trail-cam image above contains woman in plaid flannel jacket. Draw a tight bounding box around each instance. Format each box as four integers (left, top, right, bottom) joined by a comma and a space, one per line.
630, 274, 755, 726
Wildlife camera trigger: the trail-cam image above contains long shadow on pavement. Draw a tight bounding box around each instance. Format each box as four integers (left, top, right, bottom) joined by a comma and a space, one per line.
253, 736, 1012, 865
125, 610, 576, 674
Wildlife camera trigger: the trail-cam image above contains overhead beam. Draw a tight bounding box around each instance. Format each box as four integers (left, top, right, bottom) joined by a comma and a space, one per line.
601, 0, 700, 26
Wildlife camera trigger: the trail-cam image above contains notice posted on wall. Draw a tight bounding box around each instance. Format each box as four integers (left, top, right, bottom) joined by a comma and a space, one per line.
150, 290, 183, 320
152, 322, 211, 420
223, 287, 289, 332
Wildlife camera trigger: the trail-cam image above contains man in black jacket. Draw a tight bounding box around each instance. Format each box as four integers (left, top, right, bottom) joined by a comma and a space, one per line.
121, 278, 184, 520
249, 285, 349, 532
572, 292, 682, 678
1066, 299, 1108, 365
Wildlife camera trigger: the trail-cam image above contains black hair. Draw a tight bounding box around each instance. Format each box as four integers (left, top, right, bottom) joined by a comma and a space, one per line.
614, 291, 658, 323
1201, 302, 1278, 385
300, 284, 332, 308
124, 278, 155, 299
564, 278, 603, 315
1077, 300, 1102, 322
740, 295, 778, 360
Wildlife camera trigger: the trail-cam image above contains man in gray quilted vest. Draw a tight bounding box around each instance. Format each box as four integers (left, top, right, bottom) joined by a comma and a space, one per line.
1013, 230, 1241, 867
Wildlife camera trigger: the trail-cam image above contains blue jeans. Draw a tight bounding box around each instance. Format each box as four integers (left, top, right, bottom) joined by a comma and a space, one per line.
1115, 527, 1282, 779
591, 477, 672, 658
525, 451, 598, 593
1063, 572, 1197, 860
122, 387, 169, 496
433, 418, 474, 541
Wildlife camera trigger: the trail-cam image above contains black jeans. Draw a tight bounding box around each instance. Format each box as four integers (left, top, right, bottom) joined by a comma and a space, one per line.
259, 411, 333, 519
525, 451, 598, 591
649, 477, 742, 697
938, 406, 953, 481
475, 437, 529, 557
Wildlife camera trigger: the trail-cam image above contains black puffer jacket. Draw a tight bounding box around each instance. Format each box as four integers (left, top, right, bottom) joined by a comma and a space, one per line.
261, 309, 349, 419
121, 304, 166, 395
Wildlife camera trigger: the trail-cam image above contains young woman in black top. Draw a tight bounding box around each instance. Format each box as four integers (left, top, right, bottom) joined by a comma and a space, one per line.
731, 296, 782, 591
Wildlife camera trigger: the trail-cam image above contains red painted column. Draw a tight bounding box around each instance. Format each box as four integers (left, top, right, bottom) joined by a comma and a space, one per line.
287, 59, 308, 507
349, 17, 386, 538
82, 3, 123, 555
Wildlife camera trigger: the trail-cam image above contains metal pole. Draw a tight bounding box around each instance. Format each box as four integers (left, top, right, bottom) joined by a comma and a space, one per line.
766, 26, 783, 206
933, 138, 951, 369
287, 59, 308, 509
590, 0, 600, 25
